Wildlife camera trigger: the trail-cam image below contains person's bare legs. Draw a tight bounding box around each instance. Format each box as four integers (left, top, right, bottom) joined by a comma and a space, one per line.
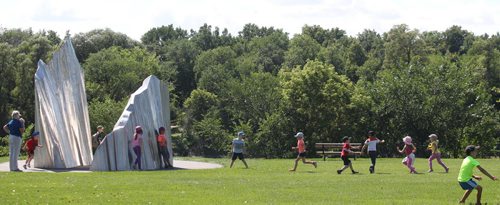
301, 158, 317, 168
459, 189, 473, 203
230, 160, 236, 168
475, 185, 482, 205
289, 157, 300, 171
241, 159, 249, 168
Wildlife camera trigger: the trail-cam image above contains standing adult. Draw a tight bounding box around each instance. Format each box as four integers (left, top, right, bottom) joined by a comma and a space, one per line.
3, 110, 25, 172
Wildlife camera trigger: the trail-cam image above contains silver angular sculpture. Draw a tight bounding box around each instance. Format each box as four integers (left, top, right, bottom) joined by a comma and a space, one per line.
34, 37, 93, 168
90, 75, 172, 171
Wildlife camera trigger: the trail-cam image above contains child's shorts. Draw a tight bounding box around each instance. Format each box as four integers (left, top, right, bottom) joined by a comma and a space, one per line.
341, 156, 351, 165
298, 152, 306, 157
459, 179, 478, 190
232, 152, 244, 160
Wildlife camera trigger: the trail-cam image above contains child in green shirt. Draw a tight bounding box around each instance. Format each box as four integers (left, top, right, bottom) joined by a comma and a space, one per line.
457, 145, 497, 204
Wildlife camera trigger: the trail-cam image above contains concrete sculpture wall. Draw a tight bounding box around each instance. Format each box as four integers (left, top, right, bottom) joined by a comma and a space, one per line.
34, 37, 93, 168
90, 75, 172, 171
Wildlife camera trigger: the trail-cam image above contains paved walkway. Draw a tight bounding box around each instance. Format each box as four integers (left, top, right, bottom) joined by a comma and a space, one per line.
0, 160, 223, 173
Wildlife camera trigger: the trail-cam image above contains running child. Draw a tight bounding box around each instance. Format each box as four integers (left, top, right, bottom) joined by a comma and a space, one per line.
361, 131, 384, 174
289, 132, 317, 171
457, 145, 497, 204
230, 131, 249, 168
427, 134, 449, 173
337, 136, 359, 174
23, 131, 42, 169
397, 136, 417, 174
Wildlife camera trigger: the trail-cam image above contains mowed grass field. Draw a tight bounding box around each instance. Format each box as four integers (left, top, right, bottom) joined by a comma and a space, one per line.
0, 157, 499, 204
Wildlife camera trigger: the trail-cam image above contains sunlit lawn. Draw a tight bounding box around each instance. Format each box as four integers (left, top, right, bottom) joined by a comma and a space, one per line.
0, 157, 499, 204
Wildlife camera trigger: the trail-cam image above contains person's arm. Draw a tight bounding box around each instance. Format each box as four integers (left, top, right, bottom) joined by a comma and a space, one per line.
19, 118, 25, 134
397, 145, 406, 154
3, 124, 9, 134
412, 144, 417, 153
477, 165, 498, 181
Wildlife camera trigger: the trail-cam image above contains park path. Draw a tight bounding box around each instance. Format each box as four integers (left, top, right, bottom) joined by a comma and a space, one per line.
0, 160, 222, 173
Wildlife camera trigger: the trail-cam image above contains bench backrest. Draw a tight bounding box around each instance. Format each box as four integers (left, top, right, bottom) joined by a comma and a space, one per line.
315, 143, 362, 149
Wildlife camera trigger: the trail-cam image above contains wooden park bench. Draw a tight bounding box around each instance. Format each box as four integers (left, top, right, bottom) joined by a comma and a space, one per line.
315, 143, 362, 161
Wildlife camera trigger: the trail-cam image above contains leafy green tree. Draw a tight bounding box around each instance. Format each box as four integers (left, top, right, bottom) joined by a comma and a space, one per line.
444, 25, 471, 54
383, 24, 426, 69
72, 28, 140, 62
193, 46, 237, 94
83, 46, 160, 101
280, 60, 355, 146
223, 72, 282, 130
284, 34, 321, 68
302, 25, 346, 46
88, 97, 127, 134
243, 31, 289, 74
161, 39, 200, 101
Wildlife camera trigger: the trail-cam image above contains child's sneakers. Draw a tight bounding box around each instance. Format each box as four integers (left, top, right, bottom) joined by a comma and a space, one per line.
369, 167, 374, 174
313, 162, 317, 168
445, 167, 449, 173
23, 164, 27, 169
427, 169, 433, 173
337, 170, 342, 174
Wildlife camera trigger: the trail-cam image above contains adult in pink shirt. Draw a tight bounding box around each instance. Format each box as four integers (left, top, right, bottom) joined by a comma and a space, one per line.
289, 132, 317, 171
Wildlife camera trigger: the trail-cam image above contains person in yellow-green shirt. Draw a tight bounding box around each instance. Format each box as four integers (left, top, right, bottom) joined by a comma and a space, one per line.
457, 145, 497, 204
426, 134, 449, 173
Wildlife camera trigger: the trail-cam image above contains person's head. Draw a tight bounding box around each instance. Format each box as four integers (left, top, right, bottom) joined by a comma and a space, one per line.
342, 136, 351, 143
428, 134, 438, 142
11, 110, 21, 119
403, 136, 412, 145
135, 126, 143, 134
295, 132, 304, 139
97, 125, 104, 132
368, 131, 375, 138
237, 131, 245, 139
465, 145, 480, 157
31, 131, 40, 140
159, 127, 166, 134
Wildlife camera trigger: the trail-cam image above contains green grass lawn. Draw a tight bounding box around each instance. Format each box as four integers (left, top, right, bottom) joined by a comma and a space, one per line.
0, 157, 499, 204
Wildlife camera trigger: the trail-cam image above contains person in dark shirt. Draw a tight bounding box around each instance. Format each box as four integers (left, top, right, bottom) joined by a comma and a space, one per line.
3, 110, 25, 172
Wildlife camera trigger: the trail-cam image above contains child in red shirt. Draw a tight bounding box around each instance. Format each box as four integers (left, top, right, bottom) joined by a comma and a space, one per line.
289, 132, 317, 171
23, 131, 42, 169
337, 136, 359, 174
156, 127, 172, 168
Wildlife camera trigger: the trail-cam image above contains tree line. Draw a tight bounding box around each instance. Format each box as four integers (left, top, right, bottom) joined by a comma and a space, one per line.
0, 24, 498, 158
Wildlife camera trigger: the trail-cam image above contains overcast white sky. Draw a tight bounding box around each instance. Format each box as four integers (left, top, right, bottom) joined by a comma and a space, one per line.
1, 0, 499, 40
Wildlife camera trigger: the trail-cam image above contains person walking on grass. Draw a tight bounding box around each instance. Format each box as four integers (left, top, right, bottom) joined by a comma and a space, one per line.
427, 134, 449, 173
23, 131, 42, 169
230, 131, 249, 168
289, 132, 317, 171
132, 126, 143, 170
457, 145, 497, 204
397, 136, 417, 174
361, 131, 384, 174
3, 110, 25, 172
337, 136, 359, 174
157, 127, 172, 168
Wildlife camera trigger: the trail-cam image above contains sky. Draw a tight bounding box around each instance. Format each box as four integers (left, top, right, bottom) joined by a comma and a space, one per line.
1, 0, 499, 41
